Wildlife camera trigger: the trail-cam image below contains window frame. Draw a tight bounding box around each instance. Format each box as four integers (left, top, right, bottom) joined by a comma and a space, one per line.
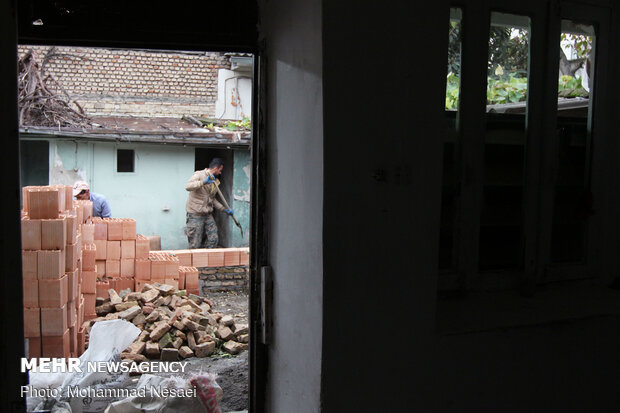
116, 148, 136, 174
439, 0, 612, 292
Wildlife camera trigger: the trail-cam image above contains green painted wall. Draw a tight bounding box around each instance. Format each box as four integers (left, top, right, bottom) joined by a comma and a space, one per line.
48, 139, 250, 250
51, 140, 195, 250
50, 139, 93, 185
231, 149, 251, 247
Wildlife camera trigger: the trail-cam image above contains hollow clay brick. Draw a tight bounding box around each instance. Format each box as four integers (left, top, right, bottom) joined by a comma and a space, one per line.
178, 270, 186, 290
65, 243, 79, 272
191, 249, 209, 267
24, 308, 41, 338
78, 298, 84, 328
240, 247, 250, 266
41, 329, 70, 358
83, 201, 93, 223
41, 218, 67, 250
62, 213, 77, 245
96, 281, 110, 299
67, 301, 77, 327
22, 250, 38, 280
93, 218, 107, 240
39, 274, 68, 308
224, 249, 240, 266
121, 258, 135, 277
81, 243, 96, 271
77, 327, 85, 355
81, 270, 97, 294
117, 277, 134, 292
121, 240, 135, 258
135, 235, 150, 259
22, 186, 36, 214
49, 185, 66, 214
27, 337, 42, 358
106, 218, 123, 241
166, 257, 180, 279
81, 223, 95, 243
94, 239, 107, 260
74, 201, 84, 225
150, 259, 166, 280
106, 259, 120, 277
69, 325, 79, 355
23, 279, 39, 307
207, 248, 225, 267
107, 240, 121, 260
29, 188, 60, 219
184, 267, 199, 290
121, 219, 137, 240
67, 269, 79, 302
21, 218, 42, 250
174, 249, 193, 266
41, 305, 67, 336
135, 259, 151, 280
75, 200, 93, 223
37, 250, 65, 279
96, 260, 106, 277
64, 185, 73, 210
83, 293, 96, 314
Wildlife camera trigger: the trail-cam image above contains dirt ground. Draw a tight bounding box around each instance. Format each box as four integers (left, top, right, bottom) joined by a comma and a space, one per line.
201, 290, 250, 412
133, 290, 250, 412
208, 290, 249, 325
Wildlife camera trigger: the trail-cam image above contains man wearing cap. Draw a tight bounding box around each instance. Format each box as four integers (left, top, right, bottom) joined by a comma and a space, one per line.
184, 157, 233, 249
73, 181, 112, 218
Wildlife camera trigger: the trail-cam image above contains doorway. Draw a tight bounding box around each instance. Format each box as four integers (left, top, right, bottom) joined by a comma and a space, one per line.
16, 43, 257, 413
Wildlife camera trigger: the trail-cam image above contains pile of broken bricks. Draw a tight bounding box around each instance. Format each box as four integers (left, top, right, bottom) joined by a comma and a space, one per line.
84, 282, 249, 362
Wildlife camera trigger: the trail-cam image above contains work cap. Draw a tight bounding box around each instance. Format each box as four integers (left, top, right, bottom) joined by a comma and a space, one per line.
72, 180, 90, 196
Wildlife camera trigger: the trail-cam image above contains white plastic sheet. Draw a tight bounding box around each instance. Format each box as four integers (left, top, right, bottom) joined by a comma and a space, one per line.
28, 319, 141, 413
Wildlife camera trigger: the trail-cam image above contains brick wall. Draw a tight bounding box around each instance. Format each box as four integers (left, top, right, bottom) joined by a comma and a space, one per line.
199, 267, 249, 292
18, 45, 231, 118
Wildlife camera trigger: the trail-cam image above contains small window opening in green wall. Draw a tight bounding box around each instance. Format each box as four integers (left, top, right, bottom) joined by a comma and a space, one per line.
117, 149, 135, 173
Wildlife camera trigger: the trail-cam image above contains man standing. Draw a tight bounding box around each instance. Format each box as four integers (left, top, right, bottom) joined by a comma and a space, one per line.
185, 157, 234, 248
73, 180, 112, 218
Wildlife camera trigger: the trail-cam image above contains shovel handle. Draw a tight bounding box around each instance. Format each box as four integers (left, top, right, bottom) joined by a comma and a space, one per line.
208, 171, 244, 236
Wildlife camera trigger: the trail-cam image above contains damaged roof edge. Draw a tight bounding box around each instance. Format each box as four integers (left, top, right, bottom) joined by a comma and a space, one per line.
19, 128, 251, 148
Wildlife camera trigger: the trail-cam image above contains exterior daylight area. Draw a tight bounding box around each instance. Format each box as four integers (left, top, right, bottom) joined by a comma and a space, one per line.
5, 1, 620, 413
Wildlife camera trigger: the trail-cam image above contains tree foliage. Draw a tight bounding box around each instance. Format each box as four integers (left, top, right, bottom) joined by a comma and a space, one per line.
445, 23, 592, 110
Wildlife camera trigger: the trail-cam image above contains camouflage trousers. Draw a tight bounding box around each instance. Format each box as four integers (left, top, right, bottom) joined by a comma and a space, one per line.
185, 213, 219, 249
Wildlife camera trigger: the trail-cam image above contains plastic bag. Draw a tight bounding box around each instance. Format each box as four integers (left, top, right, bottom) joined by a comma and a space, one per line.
27, 319, 141, 413
62, 319, 141, 389
104, 373, 218, 413
190, 374, 223, 413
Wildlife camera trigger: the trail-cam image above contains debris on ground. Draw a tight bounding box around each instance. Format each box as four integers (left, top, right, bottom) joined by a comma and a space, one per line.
83, 282, 249, 362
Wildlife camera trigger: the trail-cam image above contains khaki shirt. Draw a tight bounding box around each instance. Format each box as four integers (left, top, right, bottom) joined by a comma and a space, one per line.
185, 169, 226, 215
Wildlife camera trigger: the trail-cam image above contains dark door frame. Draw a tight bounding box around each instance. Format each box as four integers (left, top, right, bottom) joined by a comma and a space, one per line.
3, 2, 266, 412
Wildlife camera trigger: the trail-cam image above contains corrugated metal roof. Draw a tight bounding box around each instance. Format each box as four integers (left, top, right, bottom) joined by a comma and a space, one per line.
20, 115, 251, 147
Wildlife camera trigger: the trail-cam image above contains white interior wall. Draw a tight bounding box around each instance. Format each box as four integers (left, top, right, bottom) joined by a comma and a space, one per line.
261, 0, 323, 411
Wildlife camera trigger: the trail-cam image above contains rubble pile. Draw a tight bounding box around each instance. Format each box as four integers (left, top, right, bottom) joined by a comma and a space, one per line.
83, 282, 248, 362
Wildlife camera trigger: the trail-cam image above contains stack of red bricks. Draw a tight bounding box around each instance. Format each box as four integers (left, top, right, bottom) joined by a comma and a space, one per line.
73, 217, 204, 298
21, 185, 93, 359
135, 252, 200, 296
159, 247, 250, 268
88, 218, 146, 300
